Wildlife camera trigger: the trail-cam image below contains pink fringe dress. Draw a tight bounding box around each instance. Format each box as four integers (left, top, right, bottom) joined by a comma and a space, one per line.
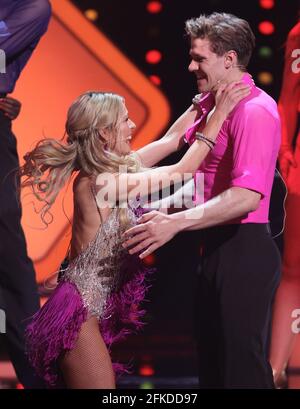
25, 201, 153, 388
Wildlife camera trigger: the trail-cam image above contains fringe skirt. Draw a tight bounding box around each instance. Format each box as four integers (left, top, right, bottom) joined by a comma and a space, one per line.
25, 264, 152, 388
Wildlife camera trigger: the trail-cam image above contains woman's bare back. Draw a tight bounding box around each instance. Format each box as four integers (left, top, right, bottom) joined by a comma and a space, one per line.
70, 172, 111, 260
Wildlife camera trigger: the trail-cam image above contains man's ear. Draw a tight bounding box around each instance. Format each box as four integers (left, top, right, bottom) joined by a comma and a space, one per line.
225, 50, 238, 68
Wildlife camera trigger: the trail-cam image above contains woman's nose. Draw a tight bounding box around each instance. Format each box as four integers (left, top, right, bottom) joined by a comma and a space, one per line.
129, 119, 136, 129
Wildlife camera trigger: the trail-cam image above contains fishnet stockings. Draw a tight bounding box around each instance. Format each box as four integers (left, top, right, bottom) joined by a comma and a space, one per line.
59, 316, 115, 389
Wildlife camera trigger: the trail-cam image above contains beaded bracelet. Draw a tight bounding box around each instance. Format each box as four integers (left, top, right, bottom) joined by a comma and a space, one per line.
195, 132, 216, 150
196, 137, 213, 150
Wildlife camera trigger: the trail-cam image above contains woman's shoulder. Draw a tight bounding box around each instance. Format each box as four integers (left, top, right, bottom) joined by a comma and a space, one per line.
73, 171, 92, 190
73, 172, 97, 211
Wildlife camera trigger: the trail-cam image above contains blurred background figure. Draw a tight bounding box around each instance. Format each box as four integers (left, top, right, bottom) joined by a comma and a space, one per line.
270, 17, 300, 388
0, 0, 51, 388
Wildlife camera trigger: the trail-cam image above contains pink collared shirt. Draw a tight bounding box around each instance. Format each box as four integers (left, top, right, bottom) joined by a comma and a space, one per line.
185, 73, 281, 224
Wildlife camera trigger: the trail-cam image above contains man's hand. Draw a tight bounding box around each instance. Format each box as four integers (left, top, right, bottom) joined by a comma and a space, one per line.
123, 210, 179, 259
0, 96, 22, 120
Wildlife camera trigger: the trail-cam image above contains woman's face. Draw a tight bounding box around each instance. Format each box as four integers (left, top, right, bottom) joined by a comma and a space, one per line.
112, 103, 136, 156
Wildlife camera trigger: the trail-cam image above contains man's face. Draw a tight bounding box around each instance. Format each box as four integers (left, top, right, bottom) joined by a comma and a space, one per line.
188, 37, 227, 93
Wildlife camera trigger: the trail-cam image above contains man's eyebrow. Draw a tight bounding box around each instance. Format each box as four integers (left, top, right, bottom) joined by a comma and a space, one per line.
189, 52, 206, 60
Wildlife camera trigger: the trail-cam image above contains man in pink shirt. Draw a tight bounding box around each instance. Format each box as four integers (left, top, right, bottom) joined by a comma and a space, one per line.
124, 13, 281, 388
185, 72, 280, 225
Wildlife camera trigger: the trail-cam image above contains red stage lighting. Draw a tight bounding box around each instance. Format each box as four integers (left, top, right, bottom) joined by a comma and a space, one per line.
140, 364, 155, 376
258, 21, 275, 35
149, 75, 161, 86
147, 1, 162, 14
146, 50, 162, 64
259, 0, 275, 9
143, 253, 156, 266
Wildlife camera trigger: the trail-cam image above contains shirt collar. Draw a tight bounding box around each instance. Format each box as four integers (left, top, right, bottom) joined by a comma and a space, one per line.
241, 72, 255, 88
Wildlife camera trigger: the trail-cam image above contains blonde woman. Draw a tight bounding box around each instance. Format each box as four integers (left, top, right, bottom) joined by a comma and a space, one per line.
22, 85, 249, 389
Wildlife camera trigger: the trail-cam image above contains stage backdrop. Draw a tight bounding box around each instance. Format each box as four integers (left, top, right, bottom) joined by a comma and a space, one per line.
12, 0, 170, 283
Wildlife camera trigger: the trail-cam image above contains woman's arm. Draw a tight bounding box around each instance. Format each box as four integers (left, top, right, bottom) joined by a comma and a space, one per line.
135, 104, 199, 167
96, 82, 250, 204
145, 178, 195, 213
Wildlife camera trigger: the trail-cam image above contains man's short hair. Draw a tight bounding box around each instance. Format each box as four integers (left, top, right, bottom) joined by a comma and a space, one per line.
185, 13, 256, 68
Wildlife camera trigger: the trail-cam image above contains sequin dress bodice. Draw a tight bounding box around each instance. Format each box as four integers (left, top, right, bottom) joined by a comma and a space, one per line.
61, 205, 137, 319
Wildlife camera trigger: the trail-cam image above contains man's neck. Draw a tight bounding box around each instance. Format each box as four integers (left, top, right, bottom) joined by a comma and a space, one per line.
211, 69, 246, 96
227, 69, 245, 82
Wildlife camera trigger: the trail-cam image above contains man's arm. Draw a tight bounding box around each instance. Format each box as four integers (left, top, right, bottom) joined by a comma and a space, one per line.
173, 186, 259, 230
136, 104, 199, 168
0, 0, 51, 59
123, 187, 259, 258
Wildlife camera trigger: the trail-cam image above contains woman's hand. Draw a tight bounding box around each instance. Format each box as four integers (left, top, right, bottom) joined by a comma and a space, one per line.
214, 81, 251, 118
0, 96, 22, 120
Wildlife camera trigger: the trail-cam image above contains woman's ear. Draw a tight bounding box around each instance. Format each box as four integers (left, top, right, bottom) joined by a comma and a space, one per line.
99, 126, 117, 150
98, 127, 114, 151
98, 127, 110, 142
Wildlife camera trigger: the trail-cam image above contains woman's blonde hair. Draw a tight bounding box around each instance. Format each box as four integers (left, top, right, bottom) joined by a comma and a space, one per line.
20, 91, 142, 227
